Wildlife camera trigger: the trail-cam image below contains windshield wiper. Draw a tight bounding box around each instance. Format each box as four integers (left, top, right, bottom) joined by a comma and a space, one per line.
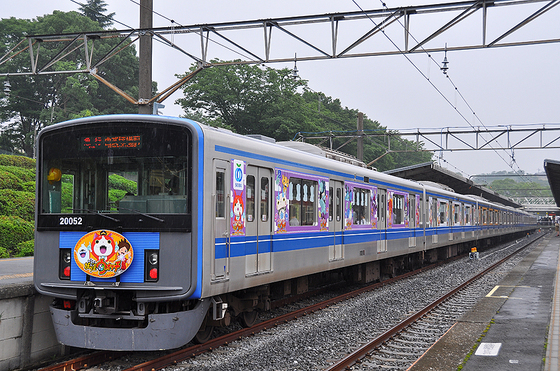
117, 207, 165, 223
73, 209, 120, 223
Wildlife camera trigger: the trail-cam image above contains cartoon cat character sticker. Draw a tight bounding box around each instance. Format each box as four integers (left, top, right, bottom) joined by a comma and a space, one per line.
73, 230, 134, 278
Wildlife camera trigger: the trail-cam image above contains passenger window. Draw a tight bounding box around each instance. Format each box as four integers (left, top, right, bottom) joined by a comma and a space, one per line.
289, 177, 317, 226
336, 188, 341, 222
352, 188, 370, 225
247, 175, 255, 222
215, 171, 225, 218
260, 177, 269, 222
329, 187, 334, 222
393, 194, 404, 225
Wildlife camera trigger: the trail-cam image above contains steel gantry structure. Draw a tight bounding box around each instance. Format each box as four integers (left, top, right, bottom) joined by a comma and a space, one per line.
294, 124, 560, 159
0, 0, 559, 107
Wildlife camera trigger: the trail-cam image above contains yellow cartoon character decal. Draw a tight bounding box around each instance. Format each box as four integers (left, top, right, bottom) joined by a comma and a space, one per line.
73, 230, 134, 278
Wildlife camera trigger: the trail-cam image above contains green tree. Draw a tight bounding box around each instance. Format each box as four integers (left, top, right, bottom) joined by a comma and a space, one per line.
0, 11, 140, 156
79, 0, 115, 28
489, 177, 552, 199
177, 61, 432, 171
177, 61, 307, 140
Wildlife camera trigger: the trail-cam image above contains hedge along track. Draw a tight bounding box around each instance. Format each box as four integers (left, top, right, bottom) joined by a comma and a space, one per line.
323, 233, 544, 371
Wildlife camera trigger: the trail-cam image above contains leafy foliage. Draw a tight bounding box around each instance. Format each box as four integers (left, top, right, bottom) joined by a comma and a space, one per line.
79, 0, 115, 28
0, 10, 140, 156
488, 177, 552, 199
0, 189, 35, 222
0, 215, 34, 255
109, 173, 137, 194
0, 154, 35, 168
15, 240, 35, 257
0, 155, 35, 257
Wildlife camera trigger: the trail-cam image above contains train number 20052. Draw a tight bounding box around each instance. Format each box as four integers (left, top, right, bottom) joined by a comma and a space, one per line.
59, 217, 83, 225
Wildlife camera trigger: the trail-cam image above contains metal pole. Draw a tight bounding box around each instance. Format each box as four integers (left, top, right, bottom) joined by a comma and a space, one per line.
357, 112, 364, 161
138, 0, 153, 114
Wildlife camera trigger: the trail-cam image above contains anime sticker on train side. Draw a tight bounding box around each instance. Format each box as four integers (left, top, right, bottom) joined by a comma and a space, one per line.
318, 179, 328, 231
344, 181, 377, 230
415, 194, 421, 228
231, 159, 246, 236
274, 169, 289, 233
73, 230, 133, 278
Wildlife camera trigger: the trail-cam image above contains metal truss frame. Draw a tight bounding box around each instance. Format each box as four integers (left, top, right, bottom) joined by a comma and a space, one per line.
294, 124, 560, 154
0, 0, 559, 105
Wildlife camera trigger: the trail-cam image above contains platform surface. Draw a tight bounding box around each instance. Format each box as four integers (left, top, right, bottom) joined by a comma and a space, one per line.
410, 233, 560, 371
0, 256, 33, 287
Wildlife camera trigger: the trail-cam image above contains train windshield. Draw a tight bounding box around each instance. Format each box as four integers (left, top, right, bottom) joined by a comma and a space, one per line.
39, 121, 191, 218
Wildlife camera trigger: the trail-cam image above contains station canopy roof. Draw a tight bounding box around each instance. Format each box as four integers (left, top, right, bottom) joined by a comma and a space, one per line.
384, 162, 521, 209
544, 159, 560, 207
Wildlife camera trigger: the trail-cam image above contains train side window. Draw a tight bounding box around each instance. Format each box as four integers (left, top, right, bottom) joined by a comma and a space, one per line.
247, 175, 255, 222
438, 200, 447, 226
352, 188, 370, 225
289, 177, 317, 226
336, 188, 341, 222
215, 171, 225, 218
329, 186, 334, 222
393, 194, 404, 225
260, 177, 269, 222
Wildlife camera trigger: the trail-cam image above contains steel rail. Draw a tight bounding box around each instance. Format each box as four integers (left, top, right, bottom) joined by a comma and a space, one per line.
122, 260, 453, 371
37, 351, 122, 371
324, 232, 544, 371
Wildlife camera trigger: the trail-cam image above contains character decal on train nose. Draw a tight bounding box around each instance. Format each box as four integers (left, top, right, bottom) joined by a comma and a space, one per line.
73, 230, 134, 278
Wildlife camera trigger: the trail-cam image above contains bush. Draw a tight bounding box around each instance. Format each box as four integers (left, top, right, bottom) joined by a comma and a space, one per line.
109, 174, 137, 194
0, 169, 21, 189
0, 189, 35, 221
0, 165, 36, 184
0, 246, 8, 259
20, 181, 35, 193
0, 154, 35, 169
0, 216, 34, 255
15, 240, 34, 257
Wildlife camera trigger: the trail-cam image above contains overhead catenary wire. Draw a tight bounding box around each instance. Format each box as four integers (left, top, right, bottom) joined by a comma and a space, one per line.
350, 0, 534, 182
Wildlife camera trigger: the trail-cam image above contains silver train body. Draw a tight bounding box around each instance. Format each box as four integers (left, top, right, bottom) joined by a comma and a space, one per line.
33, 115, 537, 350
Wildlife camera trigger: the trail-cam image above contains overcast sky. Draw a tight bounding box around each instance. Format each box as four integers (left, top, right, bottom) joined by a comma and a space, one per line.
7, 0, 560, 178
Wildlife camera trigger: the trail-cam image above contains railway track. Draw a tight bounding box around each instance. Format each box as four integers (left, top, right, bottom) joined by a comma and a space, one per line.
37, 233, 542, 371
324, 234, 543, 371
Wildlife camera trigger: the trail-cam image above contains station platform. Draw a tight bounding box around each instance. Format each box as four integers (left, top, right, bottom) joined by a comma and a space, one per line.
0, 256, 33, 286
410, 232, 560, 371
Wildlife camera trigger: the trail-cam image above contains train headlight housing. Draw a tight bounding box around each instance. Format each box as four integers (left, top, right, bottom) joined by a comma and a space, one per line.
59, 248, 71, 280
145, 250, 159, 282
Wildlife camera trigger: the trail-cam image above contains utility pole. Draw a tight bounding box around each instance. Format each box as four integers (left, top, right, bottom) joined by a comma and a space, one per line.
138, 0, 153, 114
357, 112, 364, 162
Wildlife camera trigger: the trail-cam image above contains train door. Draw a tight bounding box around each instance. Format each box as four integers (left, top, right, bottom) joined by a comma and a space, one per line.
245, 166, 272, 275
329, 181, 344, 261
213, 159, 230, 280
409, 194, 416, 247
377, 189, 387, 252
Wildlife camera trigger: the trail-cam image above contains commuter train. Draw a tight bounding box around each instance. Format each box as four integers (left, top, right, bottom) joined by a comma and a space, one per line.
33, 115, 537, 351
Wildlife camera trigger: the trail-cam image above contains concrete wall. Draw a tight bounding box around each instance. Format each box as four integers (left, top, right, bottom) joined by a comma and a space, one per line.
0, 283, 65, 371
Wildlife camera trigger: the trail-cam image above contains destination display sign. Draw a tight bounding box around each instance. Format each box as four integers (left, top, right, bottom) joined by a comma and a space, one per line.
81, 135, 142, 150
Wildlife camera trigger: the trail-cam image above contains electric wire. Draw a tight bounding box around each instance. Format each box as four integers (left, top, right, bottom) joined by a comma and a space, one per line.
127, 0, 262, 63
353, 0, 533, 182
374, 0, 534, 182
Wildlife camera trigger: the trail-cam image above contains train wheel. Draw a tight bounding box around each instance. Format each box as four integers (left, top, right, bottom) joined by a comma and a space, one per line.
193, 324, 214, 344
239, 310, 259, 327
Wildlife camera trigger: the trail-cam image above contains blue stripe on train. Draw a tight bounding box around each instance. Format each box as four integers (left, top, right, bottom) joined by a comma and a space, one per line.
214, 225, 506, 259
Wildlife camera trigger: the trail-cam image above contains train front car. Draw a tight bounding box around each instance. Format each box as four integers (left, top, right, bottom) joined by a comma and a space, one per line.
33, 115, 205, 351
